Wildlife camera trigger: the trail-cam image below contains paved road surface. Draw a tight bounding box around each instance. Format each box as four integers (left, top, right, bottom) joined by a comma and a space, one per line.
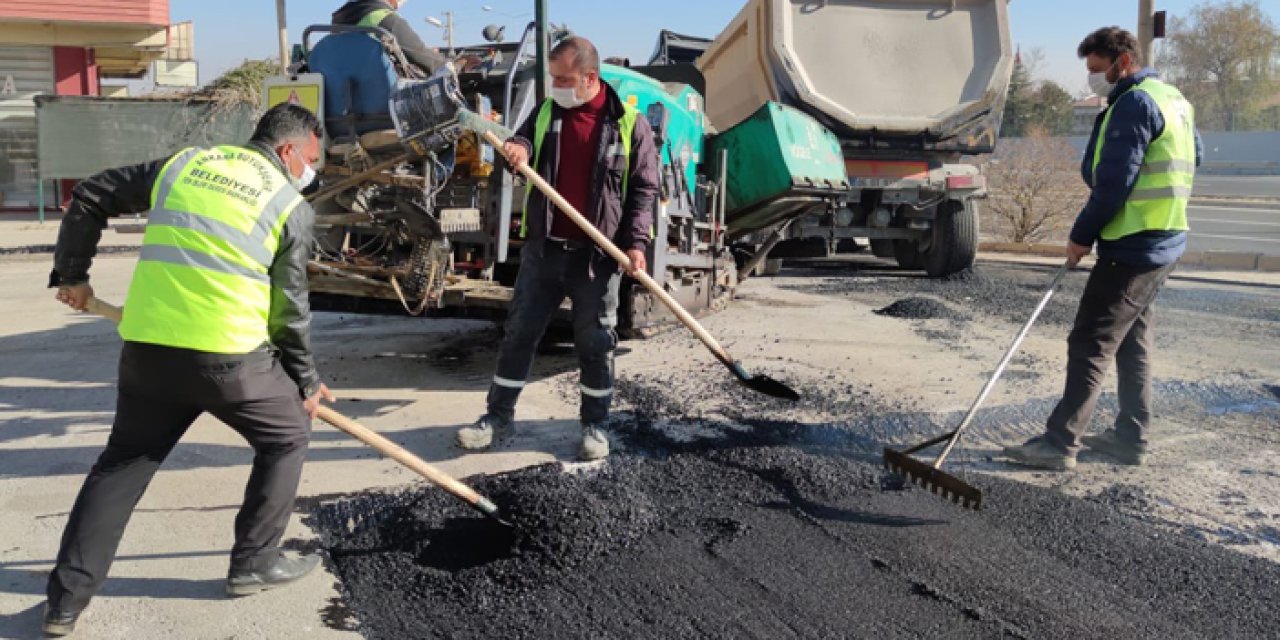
1188, 203, 1280, 255
1194, 175, 1280, 199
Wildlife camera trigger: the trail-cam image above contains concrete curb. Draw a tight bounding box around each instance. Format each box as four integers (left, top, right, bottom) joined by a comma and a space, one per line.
978, 242, 1280, 273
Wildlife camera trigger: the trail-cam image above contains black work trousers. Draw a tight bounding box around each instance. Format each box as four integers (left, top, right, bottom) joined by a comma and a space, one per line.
1045, 259, 1176, 453
486, 242, 621, 424
47, 342, 312, 613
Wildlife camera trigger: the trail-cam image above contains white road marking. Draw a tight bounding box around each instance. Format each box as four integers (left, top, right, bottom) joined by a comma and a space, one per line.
1191, 233, 1280, 244
1189, 218, 1280, 228
1189, 205, 1280, 213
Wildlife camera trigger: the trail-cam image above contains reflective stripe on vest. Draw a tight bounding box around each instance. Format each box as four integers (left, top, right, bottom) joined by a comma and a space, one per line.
118, 146, 303, 353
356, 8, 393, 28
1092, 78, 1196, 241
520, 98, 639, 238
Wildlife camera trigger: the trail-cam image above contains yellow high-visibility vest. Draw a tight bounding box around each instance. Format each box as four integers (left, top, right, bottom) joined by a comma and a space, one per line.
1093, 78, 1196, 241
118, 146, 303, 353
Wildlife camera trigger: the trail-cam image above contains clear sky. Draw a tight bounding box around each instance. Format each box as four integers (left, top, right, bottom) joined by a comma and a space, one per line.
173, 0, 1276, 96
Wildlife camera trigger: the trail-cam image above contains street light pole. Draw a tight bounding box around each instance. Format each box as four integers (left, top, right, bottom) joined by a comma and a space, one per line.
428, 11, 455, 51
535, 0, 548, 102
445, 10, 454, 51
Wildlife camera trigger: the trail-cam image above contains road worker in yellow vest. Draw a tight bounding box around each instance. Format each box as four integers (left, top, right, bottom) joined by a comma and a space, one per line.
1004, 26, 1202, 472
456, 36, 662, 461
43, 104, 334, 637
332, 0, 447, 74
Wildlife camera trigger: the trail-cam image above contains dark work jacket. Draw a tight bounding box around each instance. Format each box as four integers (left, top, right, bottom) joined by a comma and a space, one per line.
509, 83, 661, 272
1074, 68, 1204, 266
48, 142, 322, 398
332, 0, 446, 75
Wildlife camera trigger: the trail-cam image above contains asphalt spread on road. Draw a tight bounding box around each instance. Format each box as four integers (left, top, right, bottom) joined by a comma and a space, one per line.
308, 415, 1280, 639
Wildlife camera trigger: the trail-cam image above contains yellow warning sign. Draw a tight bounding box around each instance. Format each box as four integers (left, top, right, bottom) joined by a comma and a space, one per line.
265, 83, 321, 115
262, 74, 325, 119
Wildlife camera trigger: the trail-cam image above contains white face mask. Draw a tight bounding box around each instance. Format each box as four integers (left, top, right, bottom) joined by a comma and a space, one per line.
295, 163, 317, 190
1087, 59, 1120, 97
1087, 72, 1114, 98
281, 148, 316, 190
551, 85, 586, 109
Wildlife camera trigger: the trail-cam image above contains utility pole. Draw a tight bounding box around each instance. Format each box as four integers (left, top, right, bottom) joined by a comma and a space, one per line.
1138, 0, 1156, 66
275, 0, 290, 74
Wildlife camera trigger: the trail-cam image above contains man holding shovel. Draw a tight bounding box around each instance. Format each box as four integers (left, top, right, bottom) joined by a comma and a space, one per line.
43, 104, 334, 636
455, 36, 660, 460
1003, 27, 1201, 471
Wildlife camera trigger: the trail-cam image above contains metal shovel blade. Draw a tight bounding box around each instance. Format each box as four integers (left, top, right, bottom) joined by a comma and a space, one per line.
472, 497, 517, 529
741, 374, 800, 402
729, 363, 800, 401
883, 447, 983, 511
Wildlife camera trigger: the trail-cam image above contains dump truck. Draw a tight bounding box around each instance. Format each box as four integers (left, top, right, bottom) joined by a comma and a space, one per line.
695, 0, 1015, 276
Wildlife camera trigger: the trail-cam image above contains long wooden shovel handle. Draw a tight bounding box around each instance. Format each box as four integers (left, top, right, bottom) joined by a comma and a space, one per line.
81, 296, 501, 517
85, 296, 123, 324
483, 130, 735, 367
314, 406, 497, 513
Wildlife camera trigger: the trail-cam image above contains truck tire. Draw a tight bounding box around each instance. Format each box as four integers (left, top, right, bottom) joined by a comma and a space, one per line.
923, 199, 978, 277
870, 239, 896, 259
893, 240, 924, 270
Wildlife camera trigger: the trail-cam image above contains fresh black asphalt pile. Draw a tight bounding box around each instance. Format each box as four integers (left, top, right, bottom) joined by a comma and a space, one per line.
788, 265, 1082, 326
309, 418, 1280, 639
791, 262, 1280, 332
875, 296, 966, 321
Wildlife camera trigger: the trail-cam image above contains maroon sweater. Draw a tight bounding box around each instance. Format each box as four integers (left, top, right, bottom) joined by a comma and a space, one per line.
548, 87, 609, 243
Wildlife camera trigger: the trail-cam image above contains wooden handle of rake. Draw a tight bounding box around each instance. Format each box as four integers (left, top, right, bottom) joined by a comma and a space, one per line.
80, 296, 505, 521
482, 130, 735, 369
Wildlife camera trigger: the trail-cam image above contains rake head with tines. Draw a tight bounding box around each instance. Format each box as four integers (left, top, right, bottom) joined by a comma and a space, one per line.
882, 264, 1073, 513
884, 443, 982, 510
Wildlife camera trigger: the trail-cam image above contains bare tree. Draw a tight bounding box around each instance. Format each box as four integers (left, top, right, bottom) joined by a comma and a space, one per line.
1163, 1, 1279, 131
982, 128, 1088, 243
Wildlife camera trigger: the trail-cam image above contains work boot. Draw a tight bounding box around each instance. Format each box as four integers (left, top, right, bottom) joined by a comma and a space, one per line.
1082, 429, 1146, 465
226, 553, 321, 597
579, 423, 610, 461
455, 414, 515, 451
1002, 436, 1077, 471
42, 604, 79, 637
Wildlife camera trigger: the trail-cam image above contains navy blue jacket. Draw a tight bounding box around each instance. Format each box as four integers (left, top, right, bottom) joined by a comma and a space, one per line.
1072, 68, 1203, 266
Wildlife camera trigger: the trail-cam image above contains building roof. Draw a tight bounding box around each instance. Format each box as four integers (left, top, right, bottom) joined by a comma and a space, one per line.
1073, 94, 1106, 109
0, 2, 171, 78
